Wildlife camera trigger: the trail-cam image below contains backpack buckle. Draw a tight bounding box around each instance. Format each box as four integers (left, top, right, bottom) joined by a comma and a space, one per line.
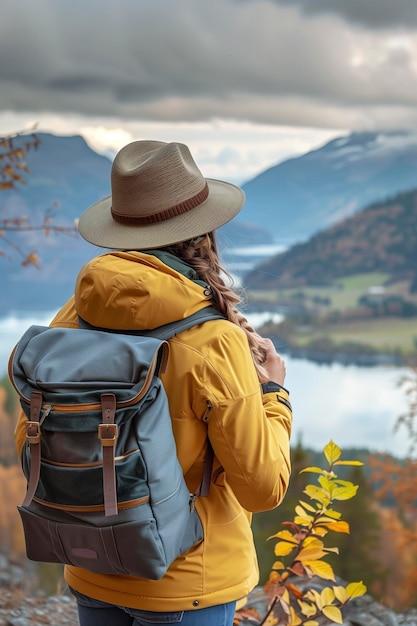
98, 423, 119, 446
25, 421, 41, 444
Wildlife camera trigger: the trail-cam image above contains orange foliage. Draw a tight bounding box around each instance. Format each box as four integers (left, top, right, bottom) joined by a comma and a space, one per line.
0, 465, 26, 556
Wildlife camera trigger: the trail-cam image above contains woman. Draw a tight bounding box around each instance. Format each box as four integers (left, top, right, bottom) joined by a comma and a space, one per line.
14, 140, 292, 626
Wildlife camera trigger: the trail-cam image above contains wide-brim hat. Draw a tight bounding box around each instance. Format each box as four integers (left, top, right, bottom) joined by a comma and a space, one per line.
78, 140, 245, 250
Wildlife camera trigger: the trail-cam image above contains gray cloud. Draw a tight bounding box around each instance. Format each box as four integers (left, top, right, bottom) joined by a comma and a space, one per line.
1, 0, 417, 130
266, 0, 417, 29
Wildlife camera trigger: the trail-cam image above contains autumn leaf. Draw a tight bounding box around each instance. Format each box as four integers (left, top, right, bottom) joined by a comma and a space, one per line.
275, 541, 296, 557
269, 529, 298, 543
298, 600, 317, 617
323, 440, 342, 465
322, 605, 343, 624
333, 460, 363, 467
324, 520, 350, 533
304, 560, 336, 581
346, 581, 367, 599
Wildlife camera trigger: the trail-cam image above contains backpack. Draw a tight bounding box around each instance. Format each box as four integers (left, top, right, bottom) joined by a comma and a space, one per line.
8, 307, 223, 580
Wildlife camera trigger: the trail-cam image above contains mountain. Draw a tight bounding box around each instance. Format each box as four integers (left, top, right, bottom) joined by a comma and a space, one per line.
243, 187, 417, 290
2, 130, 417, 315
0, 133, 270, 315
241, 129, 417, 242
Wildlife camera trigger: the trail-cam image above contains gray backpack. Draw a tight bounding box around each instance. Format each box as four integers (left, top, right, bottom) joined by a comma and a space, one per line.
9, 307, 222, 579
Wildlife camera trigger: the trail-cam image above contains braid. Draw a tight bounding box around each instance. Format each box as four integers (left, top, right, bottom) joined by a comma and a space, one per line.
165, 232, 269, 380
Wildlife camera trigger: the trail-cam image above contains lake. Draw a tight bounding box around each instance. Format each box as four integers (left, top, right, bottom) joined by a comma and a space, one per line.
1, 309, 411, 459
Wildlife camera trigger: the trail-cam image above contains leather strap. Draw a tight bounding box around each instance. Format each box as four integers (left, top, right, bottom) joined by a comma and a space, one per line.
22, 391, 43, 507
98, 393, 118, 516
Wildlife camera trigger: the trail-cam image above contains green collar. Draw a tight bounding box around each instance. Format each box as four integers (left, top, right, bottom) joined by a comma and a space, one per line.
145, 249, 209, 290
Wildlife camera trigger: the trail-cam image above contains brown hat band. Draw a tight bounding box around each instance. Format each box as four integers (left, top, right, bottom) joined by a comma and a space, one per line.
111, 183, 209, 225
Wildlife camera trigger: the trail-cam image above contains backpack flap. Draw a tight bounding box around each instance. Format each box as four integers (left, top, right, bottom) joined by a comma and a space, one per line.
9, 324, 167, 408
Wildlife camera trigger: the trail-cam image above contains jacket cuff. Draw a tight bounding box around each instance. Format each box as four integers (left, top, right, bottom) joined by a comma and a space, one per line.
261, 381, 289, 395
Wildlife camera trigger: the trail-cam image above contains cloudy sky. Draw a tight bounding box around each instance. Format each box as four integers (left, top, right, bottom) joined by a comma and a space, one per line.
1, 0, 417, 183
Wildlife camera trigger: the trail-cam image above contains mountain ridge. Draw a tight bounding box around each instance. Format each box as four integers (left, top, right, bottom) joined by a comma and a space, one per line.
241, 129, 417, 241
243, 186, 417, 291
2, 130, 417, 314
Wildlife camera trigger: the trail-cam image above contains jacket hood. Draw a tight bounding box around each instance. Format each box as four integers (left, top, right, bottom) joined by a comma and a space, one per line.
74, 251, 214, 331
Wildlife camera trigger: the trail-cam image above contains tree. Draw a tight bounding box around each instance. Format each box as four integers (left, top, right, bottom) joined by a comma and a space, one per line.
235, 441, 367, 625
368, 365, 417, 609
0, 129, 77, 267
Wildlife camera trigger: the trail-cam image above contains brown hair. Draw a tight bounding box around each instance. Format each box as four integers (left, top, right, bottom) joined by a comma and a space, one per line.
164, 232, 269, 380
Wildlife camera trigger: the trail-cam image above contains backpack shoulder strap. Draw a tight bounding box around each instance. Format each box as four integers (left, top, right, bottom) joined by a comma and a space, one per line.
78, 306, 225, 339
139, 306, 225, 340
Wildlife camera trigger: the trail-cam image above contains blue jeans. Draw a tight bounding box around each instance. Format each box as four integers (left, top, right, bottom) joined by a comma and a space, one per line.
71, 589, 236, 626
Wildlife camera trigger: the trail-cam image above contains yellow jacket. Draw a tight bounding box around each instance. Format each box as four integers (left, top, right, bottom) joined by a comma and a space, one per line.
14, 250, 292, 611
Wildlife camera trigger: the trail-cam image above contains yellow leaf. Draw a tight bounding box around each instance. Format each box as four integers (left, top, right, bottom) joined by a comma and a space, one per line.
323, 440, 341, 465
321, 587, 335, 605
295, 504, 314, 520
289, 606, 302, 625
333, 460, 363, 466
269, 529, 298, 543
333, 586, 349, 604
303, 536, 324, 548
297, 546, 327, 562
325, 520, 350, 534
346, 581, 367, 599
271, 561, 285, 571
331, 485, 359, 501
282, 588, 290, 604
275, 542, 296, 557
312, 526, 328, 537
304, 484, 330, 505
305, 560, 336, 581
294, 515, 314, 526
323, 508, 342, 520
300, 466, 325, 474
299, 500, 317, 512
315, 514, 344, 524
303, 621, 319, 626
298, 600, 317, 617
322, 605, 343, 624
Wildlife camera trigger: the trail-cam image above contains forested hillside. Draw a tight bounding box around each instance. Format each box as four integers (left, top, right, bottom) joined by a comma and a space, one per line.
244, 188, 417, 291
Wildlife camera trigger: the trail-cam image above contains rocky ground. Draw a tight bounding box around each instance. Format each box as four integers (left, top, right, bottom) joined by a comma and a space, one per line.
0, 555, 78, 626
0, 554, 417, 626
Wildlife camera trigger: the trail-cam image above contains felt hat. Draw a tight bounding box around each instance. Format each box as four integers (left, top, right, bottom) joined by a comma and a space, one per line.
78, 140, 245, 249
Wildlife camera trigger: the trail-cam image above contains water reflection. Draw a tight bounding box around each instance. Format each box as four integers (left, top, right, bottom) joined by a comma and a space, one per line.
0, 311, 411, 458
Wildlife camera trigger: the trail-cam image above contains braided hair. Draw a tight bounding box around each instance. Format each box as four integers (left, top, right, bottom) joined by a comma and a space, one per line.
164, 232, 269, 380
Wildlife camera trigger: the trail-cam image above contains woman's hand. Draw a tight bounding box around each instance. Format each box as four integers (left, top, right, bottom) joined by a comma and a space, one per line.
260, 338, 286, 386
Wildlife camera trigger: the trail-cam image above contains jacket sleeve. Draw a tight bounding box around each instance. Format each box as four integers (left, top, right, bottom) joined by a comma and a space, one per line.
200, 325, 292, 513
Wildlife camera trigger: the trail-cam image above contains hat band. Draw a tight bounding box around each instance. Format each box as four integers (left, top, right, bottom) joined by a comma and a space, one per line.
111, 183, 209, 225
